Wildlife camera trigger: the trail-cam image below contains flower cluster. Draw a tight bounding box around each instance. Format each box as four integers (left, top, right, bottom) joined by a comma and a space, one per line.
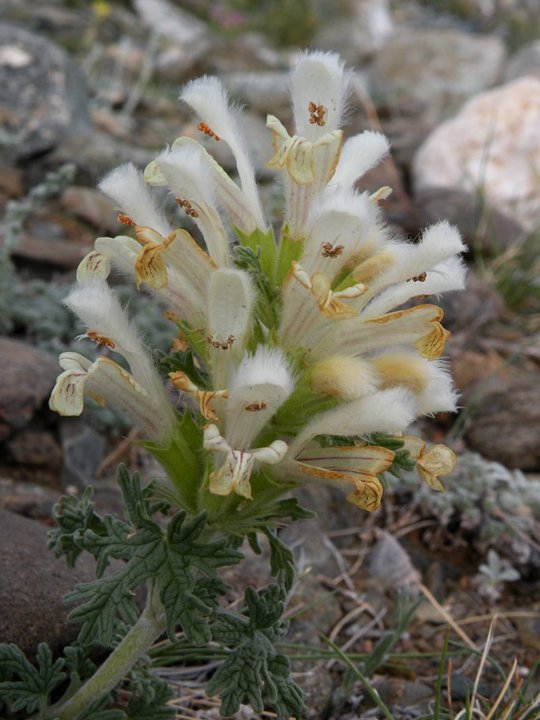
50, 52, 465, 515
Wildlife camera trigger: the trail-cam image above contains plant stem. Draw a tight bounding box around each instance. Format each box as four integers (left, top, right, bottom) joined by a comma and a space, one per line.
52, 585, 166, 720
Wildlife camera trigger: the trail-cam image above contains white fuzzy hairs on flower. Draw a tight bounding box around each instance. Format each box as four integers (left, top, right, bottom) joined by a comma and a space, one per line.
330, 132, 390, 190
225, 347, 295, 450
64, 279, 171, 415
288, 387, 415, 458
180, 76, 266, 230
98, 163, 170, 237
290, 51, 352, 141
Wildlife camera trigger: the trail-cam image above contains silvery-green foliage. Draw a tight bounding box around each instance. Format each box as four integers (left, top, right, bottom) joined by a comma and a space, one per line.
474, 549, 521, 603
389, 452, 540, 572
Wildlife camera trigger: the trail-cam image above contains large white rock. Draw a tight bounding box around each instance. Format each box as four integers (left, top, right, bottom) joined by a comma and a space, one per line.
412, 78, 540, 233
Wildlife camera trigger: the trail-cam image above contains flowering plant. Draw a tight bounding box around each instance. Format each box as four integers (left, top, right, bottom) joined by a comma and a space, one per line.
0, 52, 464, 720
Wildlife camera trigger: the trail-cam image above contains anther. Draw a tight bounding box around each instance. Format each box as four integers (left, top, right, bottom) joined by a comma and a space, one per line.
309, 101, 327, 127
176, 197, 199, 218
86, 331, 116, 349
118, 214, 136, 226
407, 272, 427, 283
321, 242, 344, 258
198, 122, 221, 141
244, 401, 267, 412
206, 334, 235, 350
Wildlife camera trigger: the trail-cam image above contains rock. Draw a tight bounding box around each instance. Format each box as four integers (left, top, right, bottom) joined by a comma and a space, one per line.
0, 24, 90, 162
466, 371, 540, 469
11, 231, 92, 269
0, 509, 96, 656
371, 29, 505, 118
0, 164, 23, 197
6, 429, 62, 469
0, 338, 58, 441
50, 128, 154, 185
412, 188, 525, 253
412, 78, 540, 238
314, 0, 394, 64
437, 271, 504, 336
292, 574, 342, 633
505, 40, 540, 82
61, 186, 117, 233
368, 531, 421, 592
450, 350, 508, 401
0, 476, 59, 519
288, 622, 334, 719
60, 420, 106, 489
221, 71, 290, 119
133, 0, 212, 79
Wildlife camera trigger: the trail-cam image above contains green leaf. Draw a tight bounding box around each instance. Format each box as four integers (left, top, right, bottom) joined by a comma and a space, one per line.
263, 528, 295, 591
125, 660, 174, 720
66, 471, 242, 647
154, 347, 210, 389
143, 415, 203, 514
77, 694, 126, 720
48, 486, 107, 567
233, 244, 281, 332
0, 642, 66, 715
275, 226, 304, 285
234, 225, 277, 281
208, 582, 305, 720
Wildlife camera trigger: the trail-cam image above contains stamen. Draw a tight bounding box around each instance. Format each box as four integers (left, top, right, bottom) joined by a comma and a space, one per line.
85, 330, 116, 350
206, 334, 235, 350
118, 214, 136, 226
176, 197, 200, 218
244, 401, 267, 412
321, 242, 344, 258
407, 272, 428, 283
308, 101, 327, 126
197, 122, 221, 141
169, 371, 228, 421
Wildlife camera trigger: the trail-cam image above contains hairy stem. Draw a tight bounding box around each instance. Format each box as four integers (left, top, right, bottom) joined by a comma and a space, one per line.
52, 584, 166, 720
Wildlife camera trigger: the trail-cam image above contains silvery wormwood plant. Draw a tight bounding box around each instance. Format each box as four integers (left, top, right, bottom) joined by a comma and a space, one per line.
0, 52, 466, 720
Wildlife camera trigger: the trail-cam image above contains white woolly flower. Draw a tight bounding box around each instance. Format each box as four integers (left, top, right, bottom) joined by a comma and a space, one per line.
99, 163, 170, 237
180, 76, 266, 233
152, 145, 231, 268
290, 51, 351, 140
58, 280, 175, 442
225, 347, 294, 449
50, 50, 464, 513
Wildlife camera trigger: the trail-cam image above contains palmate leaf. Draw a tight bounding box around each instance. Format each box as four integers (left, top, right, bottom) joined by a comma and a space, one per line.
0, 643, 66, 715
66, 469, 242, 648
208, 582, 305, 720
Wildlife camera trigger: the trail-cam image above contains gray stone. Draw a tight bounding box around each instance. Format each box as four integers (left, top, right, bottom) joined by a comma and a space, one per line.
6, 429, 62, 469
505, 40, 540, 82
314, 0, 394, 63
466, 371, 540, 470
11, 232, 92, 269
0, 24, 90, 161
134, 0, 212, 80
412, 188, 525, 254
60, 420, 106, 489
50, 128, 154, 185
221, 71, 290, 119
61, 186, 117, 233
0, 509, 96, 657
0, 338, 58, 441
371, 29, 506, 118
